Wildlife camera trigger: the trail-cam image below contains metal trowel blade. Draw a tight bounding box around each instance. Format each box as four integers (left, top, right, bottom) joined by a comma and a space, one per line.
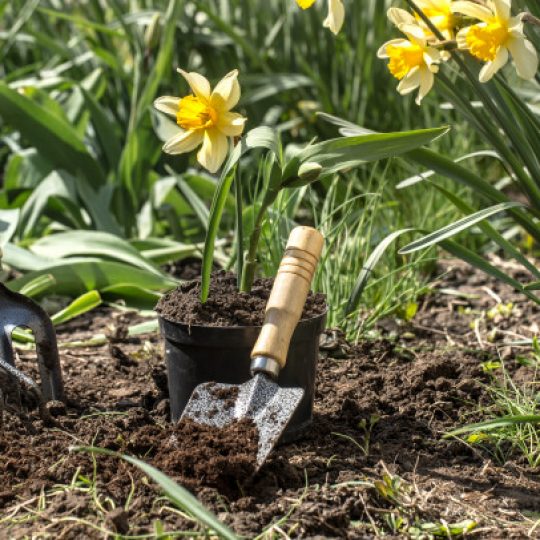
180, 373, 304, 468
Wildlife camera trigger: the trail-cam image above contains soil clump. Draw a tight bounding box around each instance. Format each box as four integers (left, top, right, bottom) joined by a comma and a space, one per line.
153, 418, 259, 494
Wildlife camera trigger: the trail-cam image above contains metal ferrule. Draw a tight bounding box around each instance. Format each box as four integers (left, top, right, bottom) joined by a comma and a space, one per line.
250, 356, 281, 380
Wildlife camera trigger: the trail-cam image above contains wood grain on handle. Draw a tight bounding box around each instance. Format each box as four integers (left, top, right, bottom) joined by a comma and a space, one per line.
251, 226, 324, 368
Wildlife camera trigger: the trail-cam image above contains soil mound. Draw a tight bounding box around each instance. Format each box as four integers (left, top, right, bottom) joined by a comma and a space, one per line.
156, 271, 326, 326
153, 418, 259, 494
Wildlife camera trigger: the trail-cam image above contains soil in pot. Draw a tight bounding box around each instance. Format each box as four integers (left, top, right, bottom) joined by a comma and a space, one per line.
156, 270, 327, 326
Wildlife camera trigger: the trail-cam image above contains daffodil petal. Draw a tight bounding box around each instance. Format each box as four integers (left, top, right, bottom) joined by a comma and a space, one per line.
397, 66, 421, 95
402, 24, 428, 44
210, 70, 241, 111
507, 37, 539, 80
456, 26, 470, 50
154, 96, 179, 117
492, 0, 511, 22
478, 46, 508, 82
163, 129, 204, 155
377, 38, 410, 58
323, 0, 345, 35
197, 128, 229, 173
177, 69, 211, 100
416, 67, 434, 105
387, 7, 416, 28
217, 112, 247, 137
423, 47, 441, 66
450, 1, 494, 23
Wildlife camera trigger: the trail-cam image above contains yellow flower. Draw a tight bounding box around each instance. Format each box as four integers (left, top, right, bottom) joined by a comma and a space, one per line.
295, 0, 345, 35
378, 9, 441, 105
451, 0, 538, 82
154, 69, 247, 173
414, 0, 456, 39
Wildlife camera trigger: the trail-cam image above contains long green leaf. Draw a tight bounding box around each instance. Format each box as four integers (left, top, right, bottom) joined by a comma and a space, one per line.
101, 284, 162, 310
19, 274, 55, 297
30, 231, 165, 277
318, 113, 535, 229
432, 184, 540, 280
51, 291, 102, 325
345, 228, 414, 316
445, 415, 540, 438
299, 127, 449, 176
18, 171, 85, 238
7, 258, 176, 300
0, 209, 20, 247
399, 202, 523, 254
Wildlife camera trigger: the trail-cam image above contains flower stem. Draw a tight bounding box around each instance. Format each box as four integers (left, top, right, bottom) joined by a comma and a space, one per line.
239, 191, 278, 292
234, 173, 243, 290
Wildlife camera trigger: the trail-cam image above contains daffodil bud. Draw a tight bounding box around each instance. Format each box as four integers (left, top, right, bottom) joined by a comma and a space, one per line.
298, 161, 322, 182
281, 161, 323, 188
144, 13, 162, 51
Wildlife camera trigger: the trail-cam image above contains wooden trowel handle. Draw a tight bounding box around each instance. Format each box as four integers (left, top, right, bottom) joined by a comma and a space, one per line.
251, 226, 324, 369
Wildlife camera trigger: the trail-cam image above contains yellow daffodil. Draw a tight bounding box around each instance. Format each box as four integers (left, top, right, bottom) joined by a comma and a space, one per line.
378, 9, 441, 104
295, 0, 345, 35
154, 69, 247, 173
451, 0, 538, 82
414, 0, 456, 39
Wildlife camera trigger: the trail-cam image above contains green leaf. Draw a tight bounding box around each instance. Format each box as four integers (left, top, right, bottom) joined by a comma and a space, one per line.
429, 184, 540, 280
0, 83, 105, 187
524, 281, 540, 291
171, 170, 210, 230
19, 274, 55, 297
133, 238, 201, 265
346, 229, 414, 316
399, 202, 523, 254
101, 284, 162, 310
72, 446, 238, 540
30, 231, 165, 277
0, 209, 20, 247
298, 127, 449, 176
2, 243, 52, 271
79, 83, 122, 172
18, 170, 85, 238
445, 415, 540, 438
51, 291, 102, 325
7, 259, 177, 300
396, 150, 503, 189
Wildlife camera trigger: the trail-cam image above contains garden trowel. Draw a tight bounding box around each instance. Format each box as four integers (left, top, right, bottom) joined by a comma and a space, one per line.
180, 226, 324, 469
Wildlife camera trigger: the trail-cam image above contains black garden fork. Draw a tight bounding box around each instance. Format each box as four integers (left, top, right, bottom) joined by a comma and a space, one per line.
0, 266, 64, 425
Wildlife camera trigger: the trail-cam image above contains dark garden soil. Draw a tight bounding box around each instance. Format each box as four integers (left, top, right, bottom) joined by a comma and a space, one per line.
1, 259, 540, 538
157, 271, 327, 326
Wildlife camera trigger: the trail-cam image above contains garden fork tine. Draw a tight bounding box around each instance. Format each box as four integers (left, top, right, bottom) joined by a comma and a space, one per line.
0, 282, 65, 404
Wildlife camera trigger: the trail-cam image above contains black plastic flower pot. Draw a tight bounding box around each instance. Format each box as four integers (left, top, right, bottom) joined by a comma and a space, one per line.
159, 310, 326, 442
